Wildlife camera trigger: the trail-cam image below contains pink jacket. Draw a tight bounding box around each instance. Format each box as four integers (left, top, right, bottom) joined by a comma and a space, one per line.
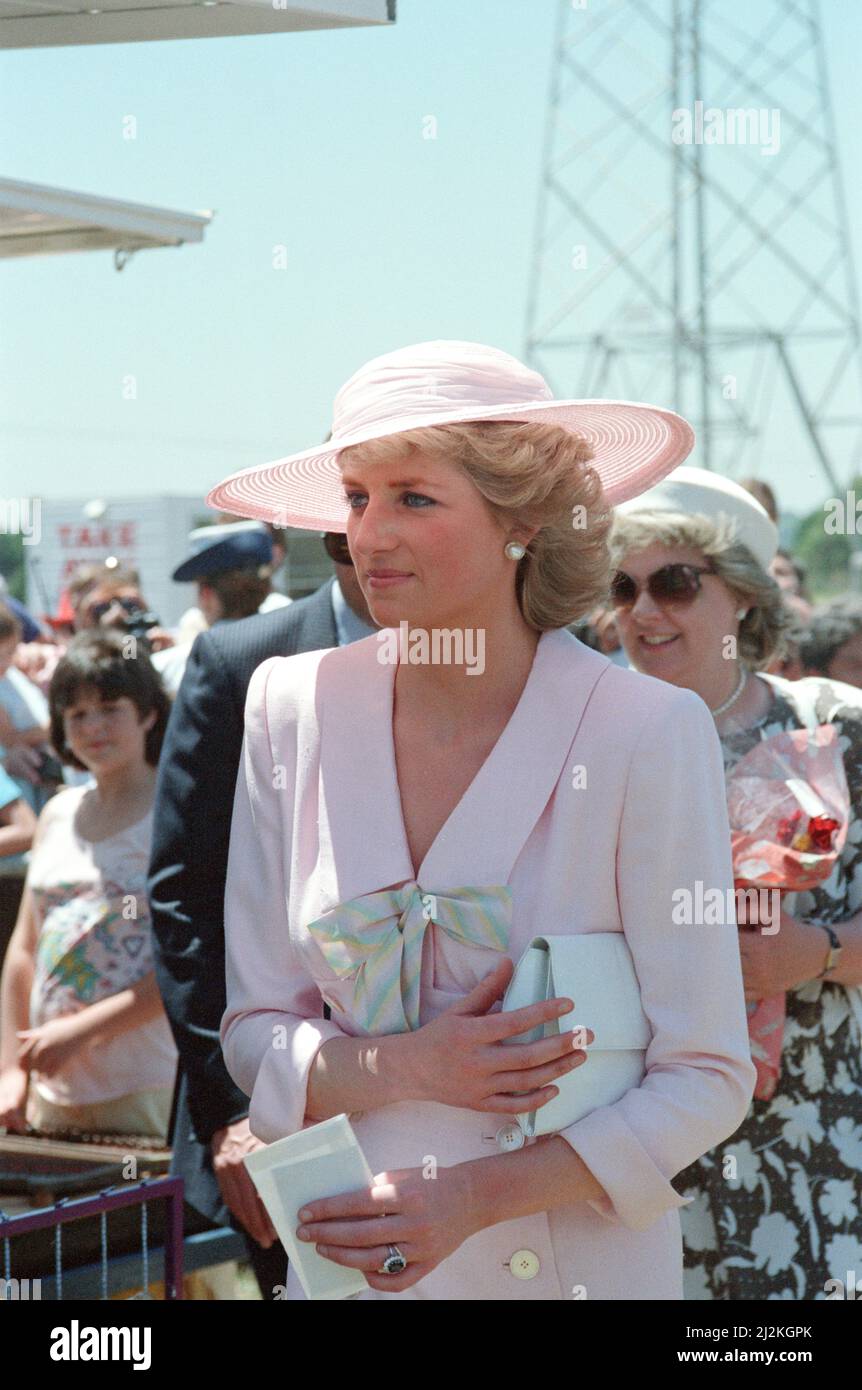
221, 627, 757, 1300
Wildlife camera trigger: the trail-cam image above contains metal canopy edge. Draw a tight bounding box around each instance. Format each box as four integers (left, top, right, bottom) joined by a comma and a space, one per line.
0, 0, 395, 49
0, 176, 214, 260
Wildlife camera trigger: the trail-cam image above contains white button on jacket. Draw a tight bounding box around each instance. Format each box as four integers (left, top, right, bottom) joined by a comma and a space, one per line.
509, 1250, 541, 1280
496, 1122, 525, 1152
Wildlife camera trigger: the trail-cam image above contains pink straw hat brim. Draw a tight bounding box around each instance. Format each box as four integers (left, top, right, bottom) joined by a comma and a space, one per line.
206, 398, 695, 532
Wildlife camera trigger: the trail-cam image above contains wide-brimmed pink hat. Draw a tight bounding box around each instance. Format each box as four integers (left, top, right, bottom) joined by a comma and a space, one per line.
206, 340, 695, 531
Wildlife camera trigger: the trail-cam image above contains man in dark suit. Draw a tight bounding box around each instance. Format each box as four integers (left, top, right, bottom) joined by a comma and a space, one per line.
147, 540, 377, 1297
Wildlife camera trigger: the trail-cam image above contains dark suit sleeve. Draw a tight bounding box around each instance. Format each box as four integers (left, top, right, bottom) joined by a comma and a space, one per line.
148, 631, 252, 1147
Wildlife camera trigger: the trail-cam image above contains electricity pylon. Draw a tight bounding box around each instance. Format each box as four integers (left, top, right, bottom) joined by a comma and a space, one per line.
524, 0, 862, 495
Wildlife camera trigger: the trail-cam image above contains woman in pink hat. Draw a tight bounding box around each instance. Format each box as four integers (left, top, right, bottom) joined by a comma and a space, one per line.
211, 341, 756, 1300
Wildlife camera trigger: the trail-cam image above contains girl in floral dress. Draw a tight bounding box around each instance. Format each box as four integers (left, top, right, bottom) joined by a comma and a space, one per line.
0, 631, 177, 1140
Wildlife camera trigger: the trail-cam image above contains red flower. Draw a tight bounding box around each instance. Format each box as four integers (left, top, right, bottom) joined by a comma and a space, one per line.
808, 816, 839, 853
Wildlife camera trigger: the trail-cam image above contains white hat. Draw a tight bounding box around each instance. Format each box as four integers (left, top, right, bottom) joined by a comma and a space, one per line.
614, 465, 779, 570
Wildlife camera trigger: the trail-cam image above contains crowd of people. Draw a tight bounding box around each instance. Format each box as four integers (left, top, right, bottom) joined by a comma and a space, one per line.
0, 515, 376, 1297
0, 377, 860, 1299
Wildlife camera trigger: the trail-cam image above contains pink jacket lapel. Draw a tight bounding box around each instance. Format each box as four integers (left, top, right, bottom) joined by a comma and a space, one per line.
312, 628, 612, 907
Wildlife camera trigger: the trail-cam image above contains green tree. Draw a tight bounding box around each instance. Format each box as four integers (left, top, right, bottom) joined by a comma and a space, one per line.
793, 476, 862, 601
0, 533, 25, 601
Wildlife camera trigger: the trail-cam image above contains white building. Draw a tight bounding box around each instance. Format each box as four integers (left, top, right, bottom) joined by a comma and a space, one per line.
25, 495, 210, 630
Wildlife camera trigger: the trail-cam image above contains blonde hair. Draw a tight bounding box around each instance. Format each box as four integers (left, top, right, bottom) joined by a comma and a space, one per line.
610, 510, 790, 667
338, 420, 613, 631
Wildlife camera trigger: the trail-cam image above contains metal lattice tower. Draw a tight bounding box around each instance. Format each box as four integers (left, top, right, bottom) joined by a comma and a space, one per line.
524, 0, 862, 496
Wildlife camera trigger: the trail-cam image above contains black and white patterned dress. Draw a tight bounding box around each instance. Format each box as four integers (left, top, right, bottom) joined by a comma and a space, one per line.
679, 671, 862, 1300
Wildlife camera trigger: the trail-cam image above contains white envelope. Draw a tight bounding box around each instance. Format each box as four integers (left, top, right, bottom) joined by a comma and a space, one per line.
501, 933, 652, 1137
243, 1113, 375, 1300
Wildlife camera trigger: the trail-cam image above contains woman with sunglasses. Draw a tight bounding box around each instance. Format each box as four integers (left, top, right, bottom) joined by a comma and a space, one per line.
611, 465, 862, 1300
209, 341, 757, 1301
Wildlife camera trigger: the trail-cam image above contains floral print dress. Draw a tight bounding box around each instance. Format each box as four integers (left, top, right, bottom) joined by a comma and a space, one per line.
679, 671, 862, 1300
25, 784, 177, 1107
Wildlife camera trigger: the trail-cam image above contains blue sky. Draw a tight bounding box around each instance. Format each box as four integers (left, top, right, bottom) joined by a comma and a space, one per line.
1, 0, 860, 520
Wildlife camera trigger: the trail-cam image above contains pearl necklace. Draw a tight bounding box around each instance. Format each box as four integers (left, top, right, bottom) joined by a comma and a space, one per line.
710, 666, 748, 719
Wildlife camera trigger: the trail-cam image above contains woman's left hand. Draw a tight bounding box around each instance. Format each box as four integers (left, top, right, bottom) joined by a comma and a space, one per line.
296, 1163, 483, 1292
737, 897, 829, 999
16, 1016, 90, 1077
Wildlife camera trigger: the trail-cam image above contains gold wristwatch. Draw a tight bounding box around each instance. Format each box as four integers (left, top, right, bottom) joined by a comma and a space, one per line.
814, 923, 842, 979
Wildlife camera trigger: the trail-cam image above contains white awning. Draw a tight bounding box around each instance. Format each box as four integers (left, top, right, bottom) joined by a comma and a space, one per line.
0, 176, 213, 262
0, 0, 394, 48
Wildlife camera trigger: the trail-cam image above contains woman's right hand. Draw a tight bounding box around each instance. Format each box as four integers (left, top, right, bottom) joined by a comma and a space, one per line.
403, 958, 593, 1114
0, 1065, 30, 1133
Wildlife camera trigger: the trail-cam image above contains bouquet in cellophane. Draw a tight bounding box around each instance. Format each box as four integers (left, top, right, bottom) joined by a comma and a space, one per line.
725, 723, 849, 1100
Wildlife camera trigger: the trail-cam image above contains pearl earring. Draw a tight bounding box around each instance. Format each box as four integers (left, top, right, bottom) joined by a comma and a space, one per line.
505, 541, 526, 560
736, 608, 748, 620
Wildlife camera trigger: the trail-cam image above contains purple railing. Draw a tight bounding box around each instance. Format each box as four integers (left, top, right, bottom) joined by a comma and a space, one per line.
0, 1175, 185, 1299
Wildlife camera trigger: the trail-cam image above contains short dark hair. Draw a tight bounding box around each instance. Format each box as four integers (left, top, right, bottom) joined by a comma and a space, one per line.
739, 477, 778, 523
798, 595, 862, 676
775, 547, 808, 586
72, 564, 141, 600
203, 567, 272, 619
49, 630, 170, 770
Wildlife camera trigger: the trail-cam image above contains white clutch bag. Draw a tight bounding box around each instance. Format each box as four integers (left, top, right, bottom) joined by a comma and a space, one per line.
243, 1113, 374, 1301
500, 933, 652, 1138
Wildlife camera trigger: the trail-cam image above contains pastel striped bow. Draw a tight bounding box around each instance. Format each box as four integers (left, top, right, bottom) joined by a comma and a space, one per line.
306, 882, 512, 1034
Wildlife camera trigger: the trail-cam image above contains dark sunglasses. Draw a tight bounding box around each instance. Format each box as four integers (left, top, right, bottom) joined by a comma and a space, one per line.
88, 595, 145, 622
610, 563, 717, 610
322, 532, 354, 567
